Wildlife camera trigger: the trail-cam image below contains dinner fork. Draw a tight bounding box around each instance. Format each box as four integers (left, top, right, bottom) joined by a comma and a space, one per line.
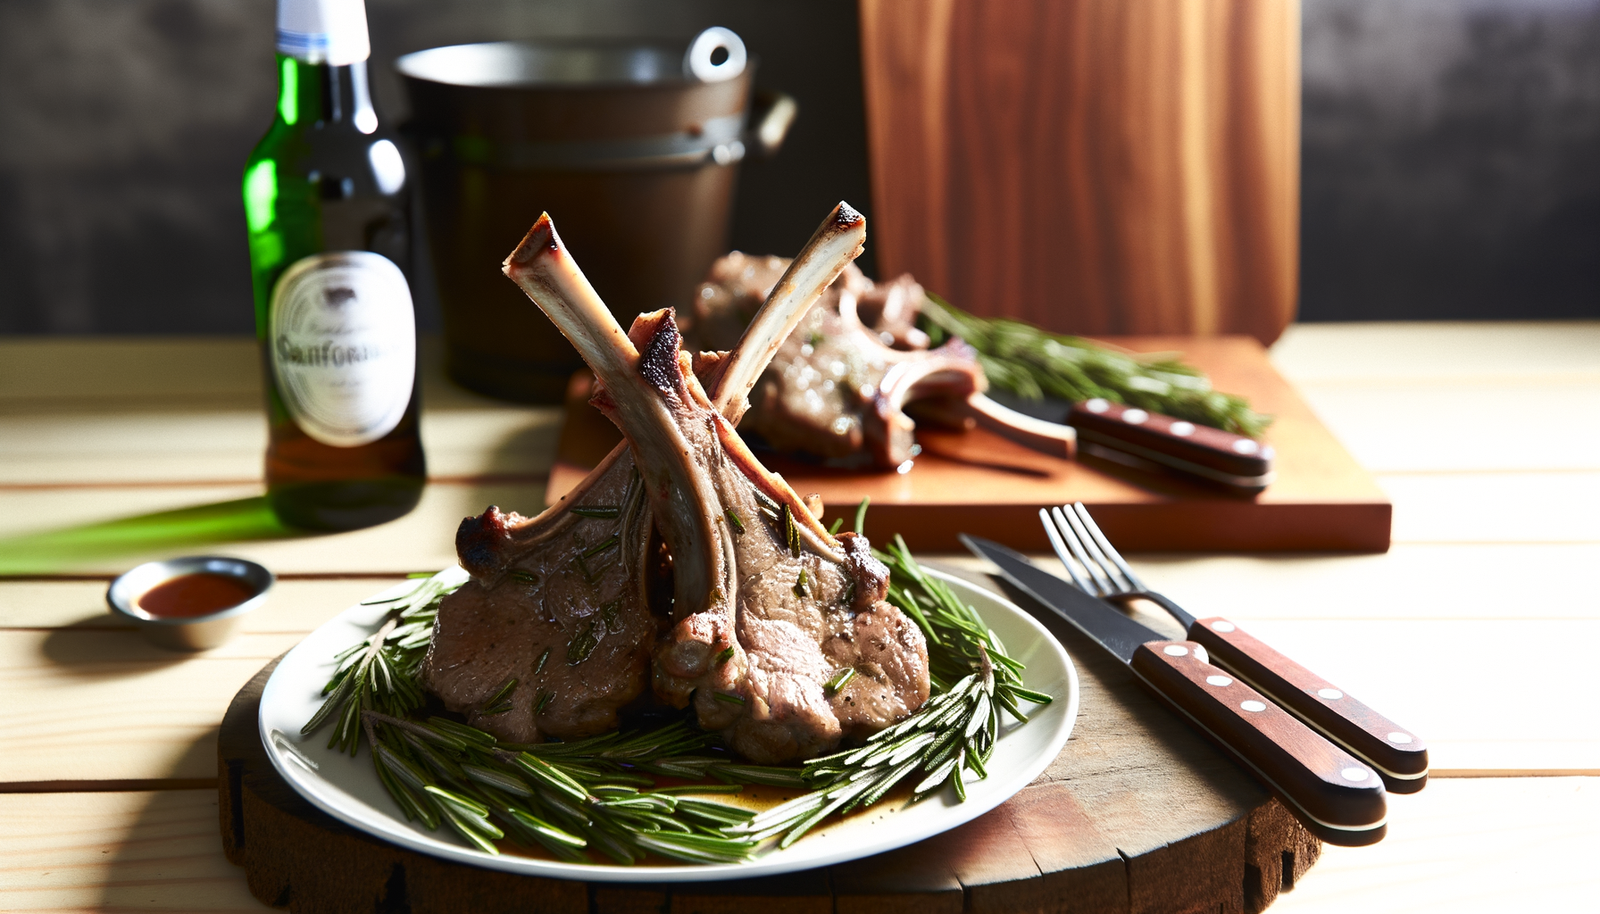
1042, 502, 1429, 793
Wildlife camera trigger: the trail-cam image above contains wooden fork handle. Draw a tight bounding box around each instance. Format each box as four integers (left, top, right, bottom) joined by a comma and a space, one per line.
1187, 617, 1429, 792
1130, 640, 1388, 845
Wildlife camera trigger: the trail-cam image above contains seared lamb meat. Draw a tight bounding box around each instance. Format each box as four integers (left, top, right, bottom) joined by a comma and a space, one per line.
504, 212, 930, 764
419, 447, 654, 743
686, 257, 1073, 467
421, 204, 868, 745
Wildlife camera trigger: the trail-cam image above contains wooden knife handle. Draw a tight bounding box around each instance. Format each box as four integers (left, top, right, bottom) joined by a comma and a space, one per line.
1129, 639, 1388, 845
1068, 399, 1272, 479
1186, 617, 1429, 793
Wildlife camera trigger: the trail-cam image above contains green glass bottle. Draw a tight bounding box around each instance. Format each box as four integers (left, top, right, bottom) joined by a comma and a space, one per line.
242, 0, 425, 531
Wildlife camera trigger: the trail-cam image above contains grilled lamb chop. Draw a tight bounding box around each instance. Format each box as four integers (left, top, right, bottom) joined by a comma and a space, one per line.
750, 278, 987, 468
686, 258, 1073, 467
504, 213, 931, 764
420, 204, 869, 744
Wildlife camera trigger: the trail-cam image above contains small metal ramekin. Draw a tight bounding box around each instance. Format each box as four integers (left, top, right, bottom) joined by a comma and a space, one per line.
106, 556, 274, 651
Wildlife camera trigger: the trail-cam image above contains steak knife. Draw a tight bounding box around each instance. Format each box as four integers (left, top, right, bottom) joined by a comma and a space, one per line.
963, 535, 1388, 846
1067, 398, 1275, 494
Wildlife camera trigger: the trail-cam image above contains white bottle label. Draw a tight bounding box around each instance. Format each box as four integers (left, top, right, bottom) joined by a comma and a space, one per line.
269, 251, 415, 447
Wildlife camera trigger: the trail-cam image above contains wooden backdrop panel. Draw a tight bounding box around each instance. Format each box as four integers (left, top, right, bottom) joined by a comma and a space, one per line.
859, 0, 1300, 344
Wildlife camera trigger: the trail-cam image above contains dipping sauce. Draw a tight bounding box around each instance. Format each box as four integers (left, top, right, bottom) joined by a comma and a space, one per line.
136, 573, 258, 619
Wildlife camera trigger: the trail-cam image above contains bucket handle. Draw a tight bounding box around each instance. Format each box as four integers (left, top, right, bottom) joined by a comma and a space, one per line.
684, 27, 747, 83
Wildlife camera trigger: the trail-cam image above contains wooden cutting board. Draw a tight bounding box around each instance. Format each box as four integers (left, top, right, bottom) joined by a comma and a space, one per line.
546, 336, 1390, 553
217, 566, 1320, 914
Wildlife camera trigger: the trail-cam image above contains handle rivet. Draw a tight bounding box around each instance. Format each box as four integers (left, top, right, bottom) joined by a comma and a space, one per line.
1318, 688, 1344, 700
1341, 767, 1370, 782
1206, 674, 1232, 687
1085, 398, 1110, 414
1170, 421, 1195, 437
1387, 731, 1413, 744
1212, 620, 1236, 633
1240, 700, 1267, 712
1163, 645, 1189, 657
1123, 409, 1150, 425
1233, 439, 1260, 455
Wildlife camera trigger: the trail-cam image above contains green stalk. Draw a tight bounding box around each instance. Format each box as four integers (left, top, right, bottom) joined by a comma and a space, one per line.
918, 293, 1272, 437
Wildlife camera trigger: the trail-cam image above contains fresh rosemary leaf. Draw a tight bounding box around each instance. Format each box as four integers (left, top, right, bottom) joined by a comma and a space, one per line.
725, 508, 745, 533
753, 487, 781, 520
712, 691, 746, 706
483, 677, 518, 709
782, 505, 800, 557
572, 505, 621, 518
566, 620, 600, 664
793, 569, 808, 598
716, 646, 735, 664
824, 667, 855, 693
510, 570, 540, 585
827, 517, 844, 535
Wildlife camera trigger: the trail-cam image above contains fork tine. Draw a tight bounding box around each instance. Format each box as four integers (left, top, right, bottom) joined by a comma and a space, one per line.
1056, 505, 1124, 595
1071, 502, 1146, 592
1039, 508, 1098, 594
1050, 506, 1116, 596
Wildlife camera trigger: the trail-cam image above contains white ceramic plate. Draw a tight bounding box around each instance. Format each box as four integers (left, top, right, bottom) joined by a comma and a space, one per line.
259, 568, 1078, 882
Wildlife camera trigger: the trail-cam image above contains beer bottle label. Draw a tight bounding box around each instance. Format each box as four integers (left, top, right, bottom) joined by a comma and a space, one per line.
268, 251, 416, 447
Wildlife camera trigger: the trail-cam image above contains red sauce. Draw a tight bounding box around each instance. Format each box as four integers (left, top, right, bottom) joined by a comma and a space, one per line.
137, 573, 257, 618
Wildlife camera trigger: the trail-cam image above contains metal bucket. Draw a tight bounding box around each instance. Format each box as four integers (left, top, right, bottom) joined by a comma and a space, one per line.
397, 30, 794, 402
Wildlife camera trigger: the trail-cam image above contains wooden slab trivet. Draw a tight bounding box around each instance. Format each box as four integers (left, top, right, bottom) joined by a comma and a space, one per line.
217, 568, 1320, 914
546, 336, 1391, 553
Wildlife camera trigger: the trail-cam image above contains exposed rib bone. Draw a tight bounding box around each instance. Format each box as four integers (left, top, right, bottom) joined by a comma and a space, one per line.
712, 201, 865, 423
505, 215, 731, 638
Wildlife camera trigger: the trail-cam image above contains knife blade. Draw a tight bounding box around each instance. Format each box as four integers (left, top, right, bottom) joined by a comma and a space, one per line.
962, 535, 1387, 846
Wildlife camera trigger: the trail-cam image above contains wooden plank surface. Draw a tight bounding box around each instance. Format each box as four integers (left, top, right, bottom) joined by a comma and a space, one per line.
6, 568, 1589, 788
6, 779, 1596, 914
3, 323, 1598, 913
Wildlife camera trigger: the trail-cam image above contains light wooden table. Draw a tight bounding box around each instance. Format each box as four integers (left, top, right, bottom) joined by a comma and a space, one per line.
2, 324, 1596, 912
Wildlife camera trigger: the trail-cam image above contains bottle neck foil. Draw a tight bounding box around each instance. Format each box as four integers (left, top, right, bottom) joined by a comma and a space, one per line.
277, 0, 371, 67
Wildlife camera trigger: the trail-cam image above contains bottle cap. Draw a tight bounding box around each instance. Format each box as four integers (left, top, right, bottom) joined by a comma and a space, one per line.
277, 0, 371, 66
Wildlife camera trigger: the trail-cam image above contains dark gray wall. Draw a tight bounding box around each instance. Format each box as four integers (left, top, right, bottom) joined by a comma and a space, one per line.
0, 0, 871, 334
1, 0, 1597, 333
1301, 0, 1600, 320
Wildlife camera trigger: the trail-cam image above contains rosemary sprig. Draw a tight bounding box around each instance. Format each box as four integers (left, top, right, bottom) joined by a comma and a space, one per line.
360, 712, 765, 864
918, 293, 1272, 437
302, 568, 468, 754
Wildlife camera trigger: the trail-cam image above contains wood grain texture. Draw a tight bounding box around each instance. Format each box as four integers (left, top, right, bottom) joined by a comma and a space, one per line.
0, 629, 300, 785
6, 779, 1594, 914
1270, 322, 1600, 384
858, 0, 1300, 344
0, 789, 267, 912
